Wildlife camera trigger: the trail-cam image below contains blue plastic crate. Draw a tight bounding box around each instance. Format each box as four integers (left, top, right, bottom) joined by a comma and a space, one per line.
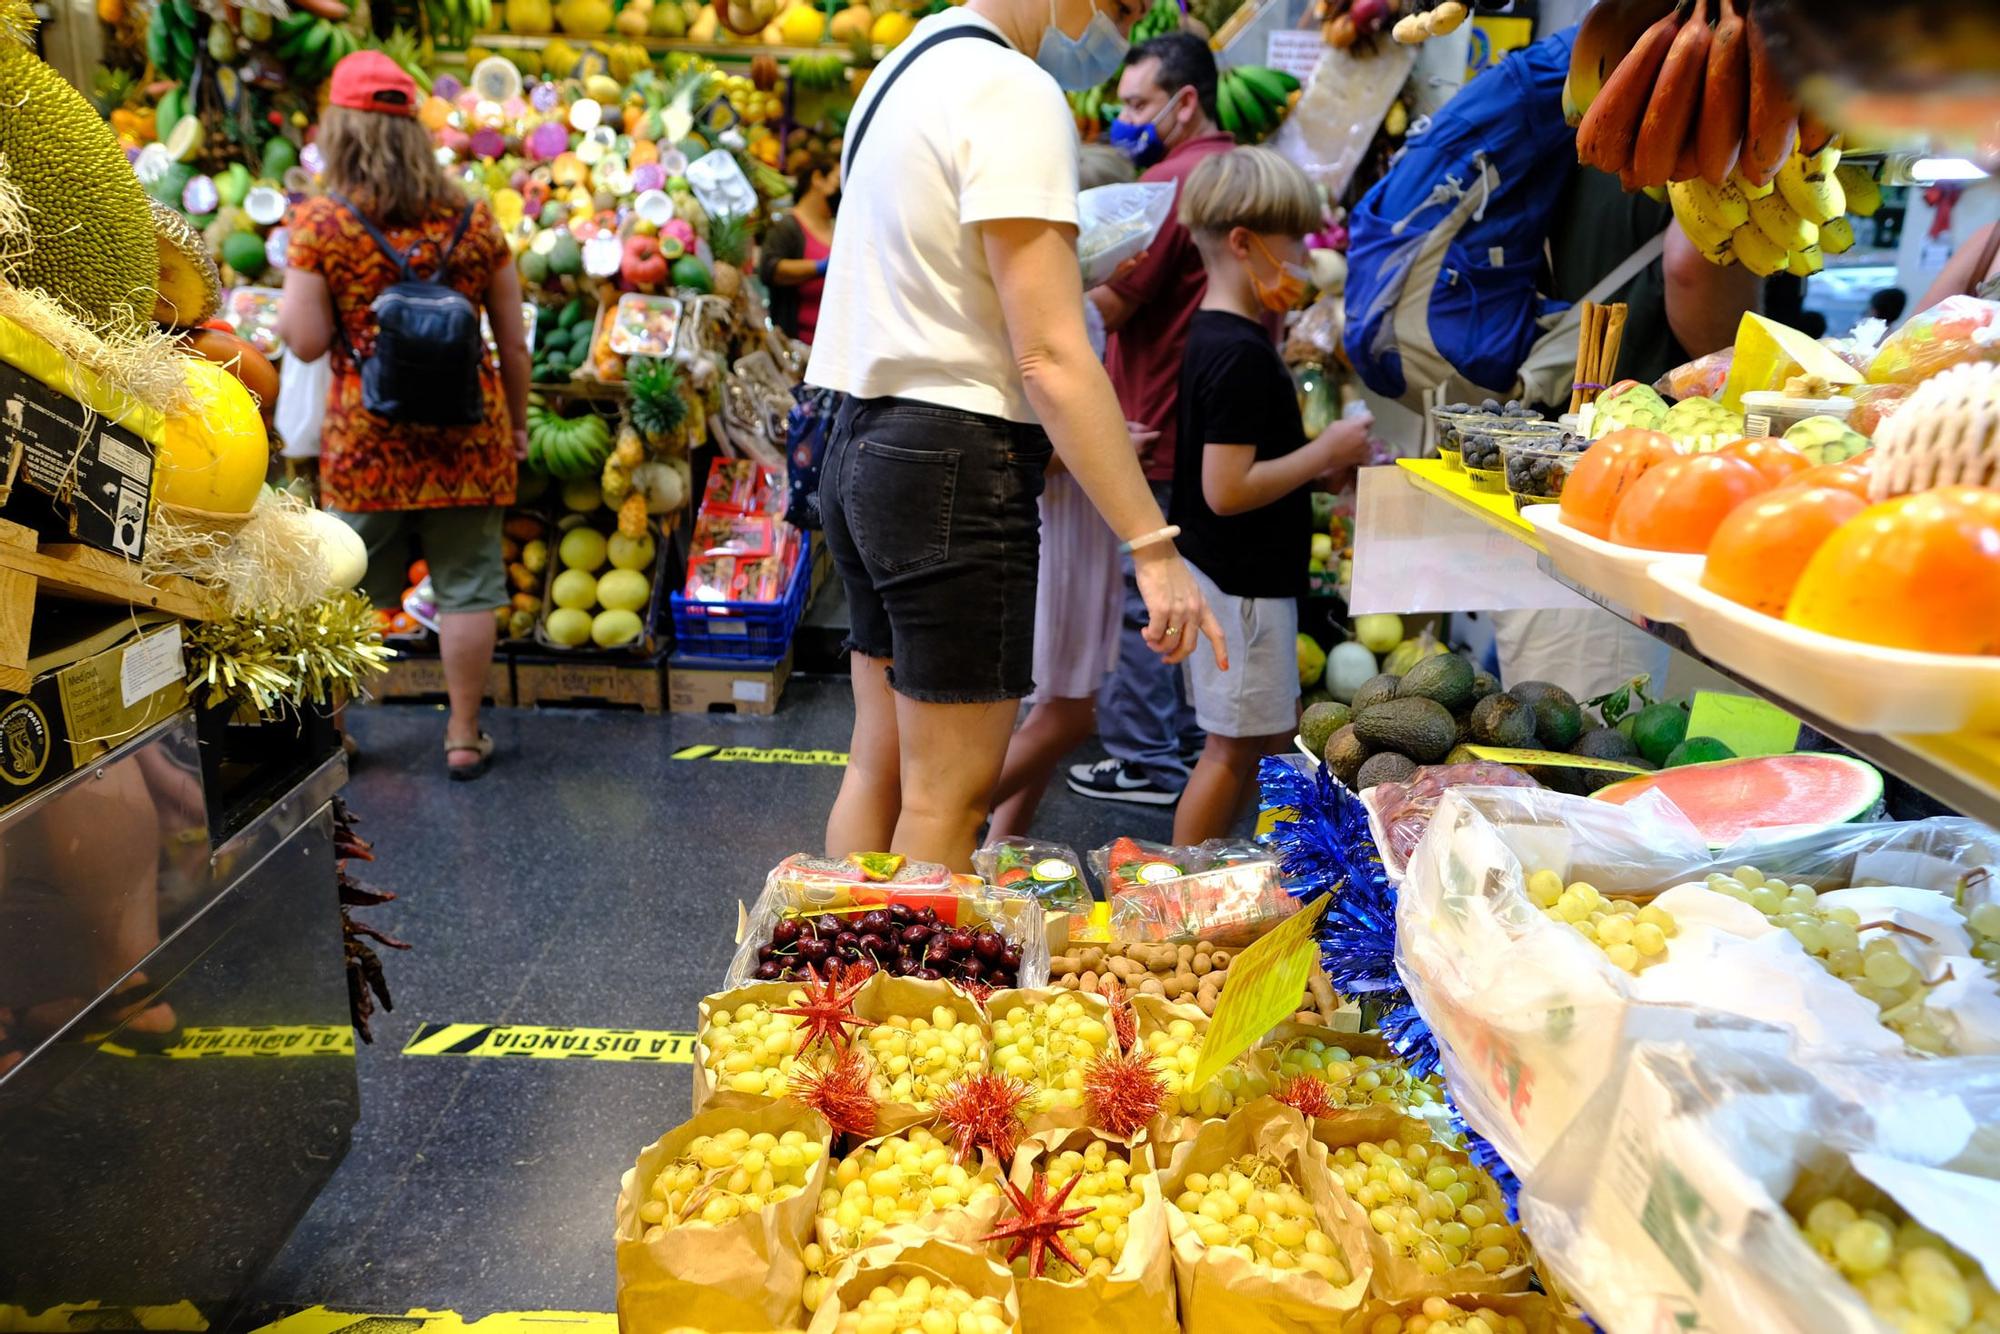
670, 542, 810, 660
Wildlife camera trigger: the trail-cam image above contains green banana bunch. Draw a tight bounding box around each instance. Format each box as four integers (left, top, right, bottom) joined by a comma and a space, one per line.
788, 53, 844, 92
1068, 82, 1117, 133
1130, 0, 1178, 43
527, 406, 613, 479
1217, 64, 1299, 143
274, 13, 360, 83
146, 0, 202, 83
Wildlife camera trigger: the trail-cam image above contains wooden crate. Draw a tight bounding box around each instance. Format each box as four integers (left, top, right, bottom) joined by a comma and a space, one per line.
667, 648, 792, 717
367, 652, 514, 706
516, 652, 667, 712
0, 516, 212, 692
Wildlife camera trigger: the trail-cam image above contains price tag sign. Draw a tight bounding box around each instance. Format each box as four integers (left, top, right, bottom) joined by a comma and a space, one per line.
1189, 896, 1326, 1091
1461, 745, 1650, 774
1265, 30, 1325, 84
1685, 690, 1800, 758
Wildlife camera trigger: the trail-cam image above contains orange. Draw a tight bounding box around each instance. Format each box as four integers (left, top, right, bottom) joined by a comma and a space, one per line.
1609, 454, 1770, 552
1701, 486, 1868, 616
1560, 429, 1681, 539
1782, 458, 1875, 500
1718, 437, 1812, 487
1784, 487, 2000, 654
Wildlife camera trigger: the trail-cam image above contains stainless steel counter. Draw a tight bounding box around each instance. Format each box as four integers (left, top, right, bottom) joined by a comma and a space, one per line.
0, 710, 356, 1311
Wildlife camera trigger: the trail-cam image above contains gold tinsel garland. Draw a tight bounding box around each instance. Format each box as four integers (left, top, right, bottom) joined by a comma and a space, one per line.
184, 590, 394, 716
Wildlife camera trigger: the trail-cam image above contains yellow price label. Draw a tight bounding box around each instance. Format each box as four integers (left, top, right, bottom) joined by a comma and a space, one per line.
1189, 896, 1327, 1092
1461, 745, 1650, 775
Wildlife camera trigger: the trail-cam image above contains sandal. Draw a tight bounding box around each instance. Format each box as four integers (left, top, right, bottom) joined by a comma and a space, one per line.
446, 731, 495, 782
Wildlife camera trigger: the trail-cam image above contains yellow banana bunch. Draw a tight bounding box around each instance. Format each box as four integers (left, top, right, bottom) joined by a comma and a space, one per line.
1819, 215, 1856, 254
1729, 221, 1790, 276
1786, 243, 1824, 277
1836, 163, 1883, 217
1777, 146, 1845, 225
1750, 190, 1818, 252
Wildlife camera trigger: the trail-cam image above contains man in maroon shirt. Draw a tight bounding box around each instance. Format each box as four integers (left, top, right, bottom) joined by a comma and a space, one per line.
1069, 33, 1235, 806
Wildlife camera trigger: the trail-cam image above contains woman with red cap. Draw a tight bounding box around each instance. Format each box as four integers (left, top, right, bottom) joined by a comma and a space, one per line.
277, 50, 531, 781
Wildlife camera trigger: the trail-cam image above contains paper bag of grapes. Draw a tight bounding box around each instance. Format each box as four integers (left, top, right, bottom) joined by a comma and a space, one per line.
987, 987, 1119, 1136
808, 1122, 1011, 1289
1310, 1119, 1533, 1300
1128, 995, 1275, 1143
804, 1235, 1021, 1334
697, 980, 819, 1113
1000, 1130, 1178, 1334
1339, 1293, 1591, 1334
1157, 1098, 1371, 1332
853, 975, 993, 1135
614, 1100, 831, 1332
1265, 1025, 1449, 1141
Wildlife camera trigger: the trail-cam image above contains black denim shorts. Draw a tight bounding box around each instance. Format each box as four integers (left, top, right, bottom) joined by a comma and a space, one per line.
818, 396, 1052, 703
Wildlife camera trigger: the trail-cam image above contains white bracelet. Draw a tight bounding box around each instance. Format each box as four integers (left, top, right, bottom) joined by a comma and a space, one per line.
1119, 524, 1181, 555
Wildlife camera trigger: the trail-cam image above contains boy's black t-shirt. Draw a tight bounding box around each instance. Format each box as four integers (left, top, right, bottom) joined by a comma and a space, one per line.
1171, 309, 1310, 600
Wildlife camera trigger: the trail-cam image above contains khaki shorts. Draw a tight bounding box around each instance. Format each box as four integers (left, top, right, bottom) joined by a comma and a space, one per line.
1181, 564, 1301, 740
335, 506, 508, 614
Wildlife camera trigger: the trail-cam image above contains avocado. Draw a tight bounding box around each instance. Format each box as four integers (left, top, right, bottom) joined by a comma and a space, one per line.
1572, 727, 1636, 760
1396, 652, 1478, 712
1469, 669, 1500, 701
1300, 701, 1353, 756
1302, 688, 1334, 711
1351, 673, 1402, 713
1324, 724, 1371, 787
1353, 696, 1458, 764
1665, 736, 1736, 767
1468, 693, 1537, 748
1355, 751, 1419, 789
1509, 680, 1583, 751
1629, 702, 1691, 767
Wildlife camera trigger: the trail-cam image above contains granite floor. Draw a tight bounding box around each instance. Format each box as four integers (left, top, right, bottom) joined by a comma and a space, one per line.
239, 675, 1175, 1321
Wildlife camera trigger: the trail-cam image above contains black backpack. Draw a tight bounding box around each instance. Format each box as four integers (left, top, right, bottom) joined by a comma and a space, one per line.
330, 193, 486, 427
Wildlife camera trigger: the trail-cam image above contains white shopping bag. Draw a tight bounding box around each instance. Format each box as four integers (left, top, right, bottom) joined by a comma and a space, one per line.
275, 352, 330, 459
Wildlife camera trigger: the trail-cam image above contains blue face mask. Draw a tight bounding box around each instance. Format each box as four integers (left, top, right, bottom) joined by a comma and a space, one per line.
1107, 90, 1182, 167
1035, 0, 1129, 92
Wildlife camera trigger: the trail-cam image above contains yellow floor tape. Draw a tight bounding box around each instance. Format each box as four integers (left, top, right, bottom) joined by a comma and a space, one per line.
0, 1302, 209, 1331
97, 1025, 355, 1060
400, 1023, 695, 1062
671, 744, 848, 766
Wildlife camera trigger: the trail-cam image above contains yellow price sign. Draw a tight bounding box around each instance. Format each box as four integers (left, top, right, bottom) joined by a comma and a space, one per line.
1461, 745, 1650, 775
1189, 896, 1327, 1092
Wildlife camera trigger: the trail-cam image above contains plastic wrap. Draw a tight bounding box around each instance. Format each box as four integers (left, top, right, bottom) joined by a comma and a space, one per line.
1077, 181, 1176, 288
1361, 765, 1541, 882
1654, 346, 1734, 402
1865, 294, 2000, 384
1090, 838, 1299, 946
973, 837, 1092, 915
1843, 380, 1913, 435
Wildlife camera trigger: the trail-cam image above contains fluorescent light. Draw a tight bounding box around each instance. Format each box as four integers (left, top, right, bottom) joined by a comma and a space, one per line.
1910, 157, 1990, 183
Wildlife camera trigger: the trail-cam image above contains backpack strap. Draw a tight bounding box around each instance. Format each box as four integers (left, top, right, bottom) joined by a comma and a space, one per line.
329, 192, 475, 284
842, 23, 1006, 181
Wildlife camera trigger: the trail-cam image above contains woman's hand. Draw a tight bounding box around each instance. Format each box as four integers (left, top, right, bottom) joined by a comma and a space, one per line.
1133, 543, 1228, 669
511, 428, 529, 461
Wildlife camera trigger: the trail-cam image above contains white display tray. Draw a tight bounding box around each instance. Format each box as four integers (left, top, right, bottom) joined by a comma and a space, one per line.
1518, 505, 1696, 623
1649, 561, 2000, 734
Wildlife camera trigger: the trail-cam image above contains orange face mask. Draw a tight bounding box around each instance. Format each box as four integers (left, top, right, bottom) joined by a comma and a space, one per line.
1245, 233, 1307, 313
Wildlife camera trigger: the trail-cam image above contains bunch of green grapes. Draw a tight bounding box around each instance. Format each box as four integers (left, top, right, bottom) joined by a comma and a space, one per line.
817, 1125, 1002, 1255
1274, 1038, 1445, 1113
833, 1274, 1011, 1334
1706, 866, 1953, 1054
700, 994, 809, 1096
1526, 870, 1676, 973
1019, 1138, 1147, 1282
636, 1128, 821, 1238
861, 1004, 989, 1110
1327, 1138, 1523, 1277
1796, 1192, 2000, 1332
1141, 1016, 1273, 1120
1963, 900, 2000, 973
1171, 1155, 1351, 1284
802, 1240, 835, 1314
1364, 1298, 1532, 1334
991, 993, 1111, 1110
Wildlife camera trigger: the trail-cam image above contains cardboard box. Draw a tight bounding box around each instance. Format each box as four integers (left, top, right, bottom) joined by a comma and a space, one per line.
668, 649, 792, 716
0, 607, 188, 813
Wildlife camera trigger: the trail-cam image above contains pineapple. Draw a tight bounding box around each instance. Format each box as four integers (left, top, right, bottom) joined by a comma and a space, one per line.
618, 491, 649, 540
612, 423, 644, 468
601, 455, 632, 503
708, 213, 749, 301
626, 356, 688, 443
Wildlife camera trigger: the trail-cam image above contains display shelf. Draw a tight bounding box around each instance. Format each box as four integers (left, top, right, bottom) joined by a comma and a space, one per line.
436, 33, 881, 63
1395, 463, 2000, 826
1395, 458, 1543, 552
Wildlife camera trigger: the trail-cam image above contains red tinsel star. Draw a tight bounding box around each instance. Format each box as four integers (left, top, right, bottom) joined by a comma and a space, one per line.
1275, 1072, 1338, 1121
935, 1070, 1029, 1165
1083, 1050, 1165, 1138
984, 1171, 1093, 1278
775, 965, 876, 1053
788, 1048, 877, 1138
1098, 979, 1137, 1051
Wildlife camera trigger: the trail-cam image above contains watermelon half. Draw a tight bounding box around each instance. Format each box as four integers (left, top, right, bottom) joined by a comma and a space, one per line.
1590, 753, 1884, 846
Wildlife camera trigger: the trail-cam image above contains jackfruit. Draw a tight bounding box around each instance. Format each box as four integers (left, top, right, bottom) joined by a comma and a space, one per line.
149, 199, 222, 328
0, 0, 159, 333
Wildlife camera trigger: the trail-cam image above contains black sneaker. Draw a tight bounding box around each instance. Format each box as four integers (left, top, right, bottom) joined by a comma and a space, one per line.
1066, 758, 1180, 806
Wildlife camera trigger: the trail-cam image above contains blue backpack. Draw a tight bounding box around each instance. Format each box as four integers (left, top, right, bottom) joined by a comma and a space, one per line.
1343, 28, 1590, 407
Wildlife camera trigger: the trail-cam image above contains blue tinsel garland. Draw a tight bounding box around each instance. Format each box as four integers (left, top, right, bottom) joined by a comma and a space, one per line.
1257, 756, 1524, 1217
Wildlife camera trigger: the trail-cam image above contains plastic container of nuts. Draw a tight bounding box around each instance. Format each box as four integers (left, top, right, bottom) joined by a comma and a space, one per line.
1500, 434, 1586, 511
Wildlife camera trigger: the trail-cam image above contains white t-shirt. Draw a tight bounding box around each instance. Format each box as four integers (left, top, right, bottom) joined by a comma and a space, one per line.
803, 9, 1080, 424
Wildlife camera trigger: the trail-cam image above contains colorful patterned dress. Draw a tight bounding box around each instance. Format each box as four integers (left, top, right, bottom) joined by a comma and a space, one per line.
286, 195, 516, 512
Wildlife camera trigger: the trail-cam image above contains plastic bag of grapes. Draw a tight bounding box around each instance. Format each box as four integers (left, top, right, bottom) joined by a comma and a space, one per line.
1130, 994, 1276, 1143
615, 1099, 832, 1332
1157, 1099, 1371, 1332
804, 1234, 1021, 1334
1340, 1293, 1592, 1334
1001, 1129, 1177, 1333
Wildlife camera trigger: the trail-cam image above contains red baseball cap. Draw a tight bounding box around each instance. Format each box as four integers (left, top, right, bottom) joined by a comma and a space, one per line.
329, 50, 419, 117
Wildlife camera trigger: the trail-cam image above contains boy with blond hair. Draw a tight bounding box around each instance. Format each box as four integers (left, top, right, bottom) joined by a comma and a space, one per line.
1170, 146, 1373, 842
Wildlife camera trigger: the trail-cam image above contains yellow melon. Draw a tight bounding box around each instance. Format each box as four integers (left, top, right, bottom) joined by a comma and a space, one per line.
157, 358, 268, 514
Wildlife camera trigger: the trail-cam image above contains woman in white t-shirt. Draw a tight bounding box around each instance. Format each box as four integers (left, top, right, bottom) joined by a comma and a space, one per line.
807, 0, 1226, 870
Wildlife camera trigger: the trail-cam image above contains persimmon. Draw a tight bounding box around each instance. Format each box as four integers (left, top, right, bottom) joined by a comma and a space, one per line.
1785, 487, 2000, 654
1718, 437, 1812, 487
1701, 486, 1868, 616
1560, 429, 1681, 539
1609, 454, 1770, 553
1781, 459, 1875, 500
